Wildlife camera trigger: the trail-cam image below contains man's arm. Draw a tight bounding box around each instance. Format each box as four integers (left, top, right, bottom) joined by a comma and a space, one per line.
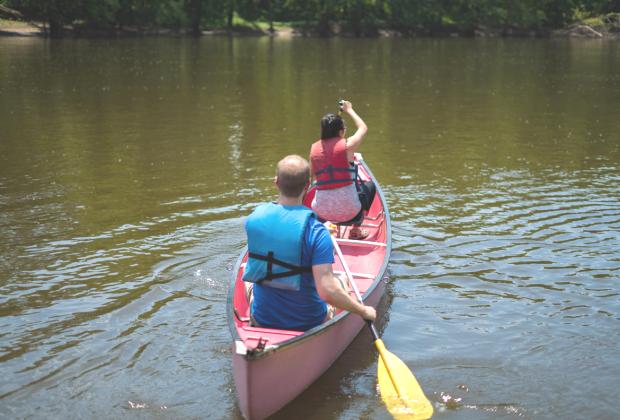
313, 263, 376, 321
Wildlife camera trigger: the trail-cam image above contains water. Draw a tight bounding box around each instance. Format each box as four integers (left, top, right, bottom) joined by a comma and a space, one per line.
1, 36, 619, 419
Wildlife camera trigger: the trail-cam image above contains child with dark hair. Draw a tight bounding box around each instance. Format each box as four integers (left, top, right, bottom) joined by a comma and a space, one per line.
309, 101, 376, 239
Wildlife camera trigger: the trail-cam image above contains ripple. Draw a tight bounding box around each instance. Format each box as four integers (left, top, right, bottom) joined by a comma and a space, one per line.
0, 211, 243, 413
2, 37, 620, 420
387, 166, 620, 331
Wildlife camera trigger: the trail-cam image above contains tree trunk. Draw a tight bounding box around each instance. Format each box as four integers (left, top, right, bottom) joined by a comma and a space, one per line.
267, 0, 274, 34
317, 0, 331, 37
0, 4, 23, 19
268, 0, 274, 34
227, 0, 235, 32
188, 0, 203, 36
318, 13, 330, 36
48, 17, 64, 38
351, 8, 361, 37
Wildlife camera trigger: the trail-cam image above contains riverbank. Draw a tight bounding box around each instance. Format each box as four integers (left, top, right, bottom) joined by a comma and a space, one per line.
1, 17, 619, 39
0, 19, 41, 36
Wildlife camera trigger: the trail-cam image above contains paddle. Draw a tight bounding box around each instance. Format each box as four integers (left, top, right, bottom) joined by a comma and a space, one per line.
329, 234, 434, 419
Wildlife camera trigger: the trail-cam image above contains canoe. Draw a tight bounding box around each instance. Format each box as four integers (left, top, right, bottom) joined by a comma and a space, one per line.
227, 153, 392, 419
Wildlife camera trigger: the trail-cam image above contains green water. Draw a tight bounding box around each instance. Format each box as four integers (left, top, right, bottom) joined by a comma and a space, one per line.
1, 36, 619, 419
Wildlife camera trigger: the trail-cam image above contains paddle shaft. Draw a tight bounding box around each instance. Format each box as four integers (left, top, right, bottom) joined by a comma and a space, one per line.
334, 240, 380, 340
330, 235, 376, 330
329, 235, 405, 397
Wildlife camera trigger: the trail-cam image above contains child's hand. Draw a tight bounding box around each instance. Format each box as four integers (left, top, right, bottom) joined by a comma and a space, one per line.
340, 100, 353, 113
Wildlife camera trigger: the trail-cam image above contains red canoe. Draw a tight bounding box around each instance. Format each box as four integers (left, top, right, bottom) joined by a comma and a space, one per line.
227, 154, 392, 419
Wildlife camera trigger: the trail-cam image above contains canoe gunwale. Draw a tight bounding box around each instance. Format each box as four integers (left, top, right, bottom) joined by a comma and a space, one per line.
227, 155, 392, 361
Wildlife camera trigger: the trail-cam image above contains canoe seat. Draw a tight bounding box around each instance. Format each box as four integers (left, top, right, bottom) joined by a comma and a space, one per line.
334, 209, 365, 226
239, 325, 304, 349
323, 210, 384, 240
317, 209, 364, 227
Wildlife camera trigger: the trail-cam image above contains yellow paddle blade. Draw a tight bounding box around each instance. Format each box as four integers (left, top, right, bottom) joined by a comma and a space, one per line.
376, 340, 434, 419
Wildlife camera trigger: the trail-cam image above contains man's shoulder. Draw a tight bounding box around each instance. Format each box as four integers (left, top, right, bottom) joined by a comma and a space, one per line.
306, 217, 333, 258
299, 214, 333, 266
307, 215, 329, 238
247, 202, 273, 217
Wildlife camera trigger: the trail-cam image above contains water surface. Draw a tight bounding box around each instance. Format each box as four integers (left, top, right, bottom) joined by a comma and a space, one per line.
1, 36, 619, 419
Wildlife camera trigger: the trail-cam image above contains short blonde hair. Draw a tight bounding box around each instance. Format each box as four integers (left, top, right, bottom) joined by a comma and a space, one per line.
276, 155, 310, 197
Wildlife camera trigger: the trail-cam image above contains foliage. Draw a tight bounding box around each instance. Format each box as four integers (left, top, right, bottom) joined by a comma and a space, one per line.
5, 0, 620, 37
388, 0, 445, 32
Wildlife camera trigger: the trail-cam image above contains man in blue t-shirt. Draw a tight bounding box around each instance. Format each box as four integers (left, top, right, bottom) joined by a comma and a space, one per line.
245, 155, 376, 331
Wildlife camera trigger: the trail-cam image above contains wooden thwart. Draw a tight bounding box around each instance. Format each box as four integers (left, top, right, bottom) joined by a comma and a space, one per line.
335, 238, 387, 247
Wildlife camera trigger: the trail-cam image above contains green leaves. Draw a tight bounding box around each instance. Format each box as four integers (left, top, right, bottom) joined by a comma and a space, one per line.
6, 0, 618, 36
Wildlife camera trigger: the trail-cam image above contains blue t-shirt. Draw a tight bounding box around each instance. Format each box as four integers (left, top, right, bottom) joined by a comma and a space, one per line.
251, 214, 335, 331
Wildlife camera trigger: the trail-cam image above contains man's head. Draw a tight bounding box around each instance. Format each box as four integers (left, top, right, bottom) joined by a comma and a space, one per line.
320, 113, 345, 139
276, 155, 310, 198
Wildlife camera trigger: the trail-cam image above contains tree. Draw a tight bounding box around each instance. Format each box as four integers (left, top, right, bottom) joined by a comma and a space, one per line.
541, 0, 577, 28
227, 0, 234, 31
185, 0, 204, 35
0, 3, 24, 19
342, 0, 380, 36
8, 0, 81, 37
236, 0, 284, 32
387, 0, 445, 33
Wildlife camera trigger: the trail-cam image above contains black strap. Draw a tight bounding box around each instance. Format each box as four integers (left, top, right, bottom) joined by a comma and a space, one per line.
267, 251, 273, 279
315, 164, 358, 186
315, 164, 357, 176
248, 251, 311, 283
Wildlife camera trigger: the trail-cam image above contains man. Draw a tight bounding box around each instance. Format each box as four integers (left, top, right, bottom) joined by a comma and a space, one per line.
243, 155, 376, 331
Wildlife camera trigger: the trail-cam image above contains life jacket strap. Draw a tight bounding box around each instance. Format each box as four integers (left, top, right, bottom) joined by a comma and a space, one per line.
248, 251, 311, 283
315, 164, 358, 186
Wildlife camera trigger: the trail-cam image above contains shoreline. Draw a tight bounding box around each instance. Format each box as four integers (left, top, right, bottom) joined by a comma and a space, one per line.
1, 20, 618, 40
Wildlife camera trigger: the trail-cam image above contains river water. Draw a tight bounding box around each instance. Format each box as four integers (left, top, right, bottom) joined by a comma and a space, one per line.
1, 36, 619, 419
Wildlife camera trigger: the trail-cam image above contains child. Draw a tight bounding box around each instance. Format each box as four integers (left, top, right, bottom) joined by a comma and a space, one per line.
309, 101, 376, 239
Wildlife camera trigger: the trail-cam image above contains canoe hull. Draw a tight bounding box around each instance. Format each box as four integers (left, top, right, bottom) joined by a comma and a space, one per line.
233, 279, 385, 419
228, 154, 391, 419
